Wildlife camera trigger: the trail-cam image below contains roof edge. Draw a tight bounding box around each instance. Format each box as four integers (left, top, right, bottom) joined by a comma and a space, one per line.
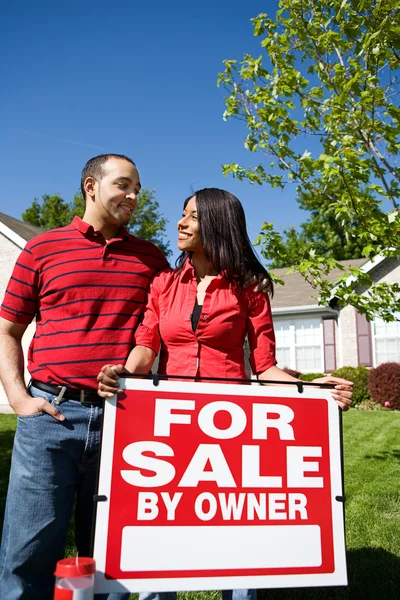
272, 304, 337, 315
0, 221, 27, 249
328, 253, 387, 301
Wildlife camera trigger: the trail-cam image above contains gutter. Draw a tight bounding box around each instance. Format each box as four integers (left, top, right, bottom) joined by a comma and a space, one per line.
271, 304, 338, 316
0, 221, 27, 249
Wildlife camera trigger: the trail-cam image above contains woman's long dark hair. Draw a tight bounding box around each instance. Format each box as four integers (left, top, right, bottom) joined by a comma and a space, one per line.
175, 188, 273, 295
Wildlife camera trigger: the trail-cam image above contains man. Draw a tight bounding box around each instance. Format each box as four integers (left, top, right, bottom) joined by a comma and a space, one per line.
0, 154, 168, 599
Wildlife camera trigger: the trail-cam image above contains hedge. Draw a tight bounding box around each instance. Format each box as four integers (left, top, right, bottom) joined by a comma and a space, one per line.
368, 362, 400, 410
299, 372, 326, 382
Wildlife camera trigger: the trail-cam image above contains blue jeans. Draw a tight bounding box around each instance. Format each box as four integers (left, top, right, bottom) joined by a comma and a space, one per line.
107, 592, 256, 600
0, 385, 107, 600
107, 589, 256, 600
137, 592, 256, 600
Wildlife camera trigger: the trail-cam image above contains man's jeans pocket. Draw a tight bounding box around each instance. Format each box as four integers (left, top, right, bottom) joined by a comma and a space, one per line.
16, 385, 57, 419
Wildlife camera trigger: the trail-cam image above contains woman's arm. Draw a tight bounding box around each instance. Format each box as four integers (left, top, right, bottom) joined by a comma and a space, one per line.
125, 345, 156, 373
97, 270, 167, 397
245, 292, 353, 410
257, 366, 353, 411
97, 345, 156, 397
258, 365, 299, 383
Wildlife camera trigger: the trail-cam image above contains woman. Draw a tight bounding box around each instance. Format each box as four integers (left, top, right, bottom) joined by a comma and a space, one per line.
99, 188, 352, 600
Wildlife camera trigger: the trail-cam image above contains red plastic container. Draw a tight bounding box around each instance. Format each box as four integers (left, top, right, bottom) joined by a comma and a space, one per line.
54, 557, 96, 600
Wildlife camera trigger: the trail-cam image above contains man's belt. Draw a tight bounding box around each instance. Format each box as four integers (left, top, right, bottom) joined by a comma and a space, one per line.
30, 379, 103, 405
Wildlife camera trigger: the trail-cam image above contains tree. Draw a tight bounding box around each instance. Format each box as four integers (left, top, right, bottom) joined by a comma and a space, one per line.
70, 192, 86, 219
22, 189, 171, 257
22, 195, 71, 230
218, 0, 400, 320
127, 189, 171, 258
270, 188, 384, 267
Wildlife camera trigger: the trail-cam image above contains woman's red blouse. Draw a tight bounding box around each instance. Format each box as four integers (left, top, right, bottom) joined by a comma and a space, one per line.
134, 259, 277, 381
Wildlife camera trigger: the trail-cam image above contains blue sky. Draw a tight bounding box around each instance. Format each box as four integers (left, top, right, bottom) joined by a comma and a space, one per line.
1, 0, 305, 263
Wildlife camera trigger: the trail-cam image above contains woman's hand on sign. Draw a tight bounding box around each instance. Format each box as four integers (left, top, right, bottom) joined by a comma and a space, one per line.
312, 376, 353, 411
97, 364, 129, 398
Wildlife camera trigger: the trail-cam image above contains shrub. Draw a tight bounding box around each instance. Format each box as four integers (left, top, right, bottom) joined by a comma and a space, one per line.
331, 366, 370, 407
299, 372, 326, 382
283, 368, 302, 378
368, 362, 400, 410
357, 398, 384, 411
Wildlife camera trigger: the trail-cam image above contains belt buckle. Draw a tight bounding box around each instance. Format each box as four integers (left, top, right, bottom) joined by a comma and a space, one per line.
55, 386, 67, 405
80, 390, 85, 404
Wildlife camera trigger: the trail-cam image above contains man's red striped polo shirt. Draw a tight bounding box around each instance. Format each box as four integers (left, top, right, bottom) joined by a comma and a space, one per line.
0, 216, 168, 390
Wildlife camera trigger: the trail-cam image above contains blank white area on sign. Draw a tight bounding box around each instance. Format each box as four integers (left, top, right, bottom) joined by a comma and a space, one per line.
120, 525, 321, 572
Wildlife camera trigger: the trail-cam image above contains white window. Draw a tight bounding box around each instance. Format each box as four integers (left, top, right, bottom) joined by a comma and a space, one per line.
373, 315, 400, 364
274, 321, 292, 369
274, 317, 324, 373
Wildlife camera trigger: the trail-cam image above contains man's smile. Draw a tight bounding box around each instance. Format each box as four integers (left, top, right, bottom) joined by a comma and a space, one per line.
119, 202, 135, 216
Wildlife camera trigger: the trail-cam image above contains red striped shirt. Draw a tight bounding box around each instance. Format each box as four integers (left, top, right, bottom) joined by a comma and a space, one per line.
0, 217, 168, 389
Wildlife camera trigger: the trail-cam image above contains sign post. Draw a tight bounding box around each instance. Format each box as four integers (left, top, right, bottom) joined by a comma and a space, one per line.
94, 379, 347, 594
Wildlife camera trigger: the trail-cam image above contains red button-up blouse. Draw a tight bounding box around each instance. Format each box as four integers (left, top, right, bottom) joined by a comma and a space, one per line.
134, 259, 277, 381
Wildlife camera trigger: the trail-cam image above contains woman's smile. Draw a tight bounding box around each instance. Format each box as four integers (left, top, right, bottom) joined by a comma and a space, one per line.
178, 231, 192, 239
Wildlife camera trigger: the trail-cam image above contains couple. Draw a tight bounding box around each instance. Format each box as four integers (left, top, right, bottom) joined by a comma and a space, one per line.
0, 153, 352, 600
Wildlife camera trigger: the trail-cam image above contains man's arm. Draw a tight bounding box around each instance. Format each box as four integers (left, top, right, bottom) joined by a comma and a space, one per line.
243, 272, 272, 296
0, 318, 65, 420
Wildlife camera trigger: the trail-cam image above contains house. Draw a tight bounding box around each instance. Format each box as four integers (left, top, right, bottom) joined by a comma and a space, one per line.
270, 256, 400, 374
0, 213, 43, 412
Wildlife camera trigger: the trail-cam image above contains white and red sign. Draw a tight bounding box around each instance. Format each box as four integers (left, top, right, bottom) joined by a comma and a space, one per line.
94, 379, 347, 594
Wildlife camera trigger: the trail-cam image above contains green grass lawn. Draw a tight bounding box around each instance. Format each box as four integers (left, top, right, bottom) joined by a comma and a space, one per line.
1, 411, 400, 599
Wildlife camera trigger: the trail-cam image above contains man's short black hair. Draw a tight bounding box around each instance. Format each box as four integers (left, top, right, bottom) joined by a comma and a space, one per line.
80, 154, 136, 200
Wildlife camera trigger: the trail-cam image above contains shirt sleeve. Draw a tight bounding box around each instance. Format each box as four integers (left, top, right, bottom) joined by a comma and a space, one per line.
151, 245, 170, 272
134, 271, 166, 354
246, 290, 277, 375
0, 245, 39, 325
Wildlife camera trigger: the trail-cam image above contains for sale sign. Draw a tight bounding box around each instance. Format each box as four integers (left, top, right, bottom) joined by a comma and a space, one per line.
94, 379, 347, 594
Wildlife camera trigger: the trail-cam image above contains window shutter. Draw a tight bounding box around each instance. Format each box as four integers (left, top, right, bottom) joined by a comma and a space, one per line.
322, 317, 337, 373
356, 311, 373, 366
